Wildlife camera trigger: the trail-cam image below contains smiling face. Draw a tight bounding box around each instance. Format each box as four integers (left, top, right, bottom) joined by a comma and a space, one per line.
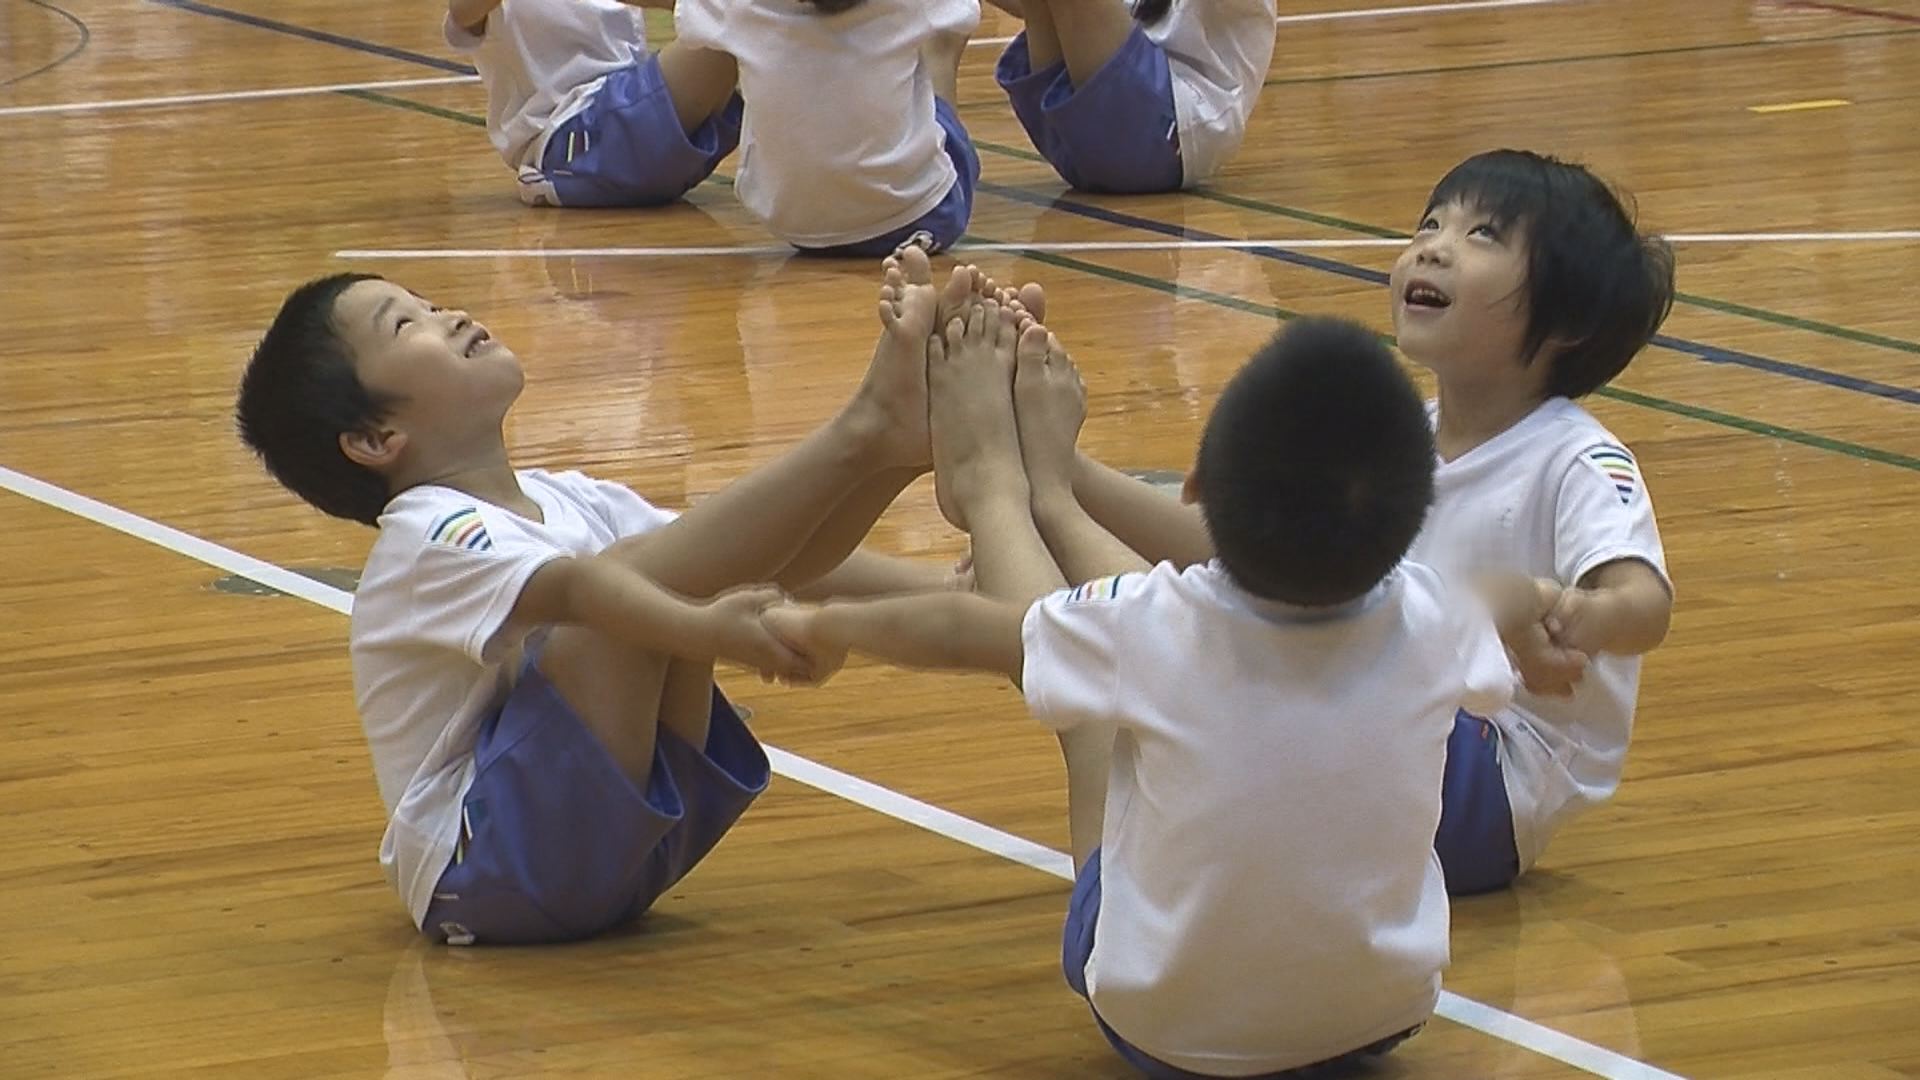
329, 279, 524, 473
1387, 198, 1540, 390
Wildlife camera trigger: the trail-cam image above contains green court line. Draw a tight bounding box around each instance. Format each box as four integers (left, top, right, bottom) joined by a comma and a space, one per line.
1262, 26, 1920, 86
970, 154, 1920, 358
330, 91, 1920, 477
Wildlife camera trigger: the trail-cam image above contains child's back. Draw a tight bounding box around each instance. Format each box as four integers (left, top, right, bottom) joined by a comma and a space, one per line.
673, 0, 979, 248
448, 0, 649, 170
1024, 555, 1511, 1070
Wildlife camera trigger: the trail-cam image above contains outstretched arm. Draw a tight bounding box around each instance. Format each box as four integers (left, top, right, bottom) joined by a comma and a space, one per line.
448, 0, 505, 34
1071, 453, 1214, 569
765, 592, 1030, 685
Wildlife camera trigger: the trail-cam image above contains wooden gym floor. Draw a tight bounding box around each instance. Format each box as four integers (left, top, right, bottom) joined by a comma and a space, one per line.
2, 0, 1917, 1076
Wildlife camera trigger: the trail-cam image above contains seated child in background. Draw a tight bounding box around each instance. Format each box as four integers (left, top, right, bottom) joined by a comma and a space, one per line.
234, 247, 976, 944
768, 307, 1516, 1077
447, 0, 744, 208
1060, 148, 1678, 895
671, 0, 982, 256
987, 0, 1277, 193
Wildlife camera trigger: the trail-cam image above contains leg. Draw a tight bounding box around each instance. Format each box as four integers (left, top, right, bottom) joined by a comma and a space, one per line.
929, 304, 1108, 865
654, 42, 739, 135
1014, 324, 1153, 584
534, 48, 743, 208
1019, 0, 1065, 72
1036, 0, 1135, 89
534, 627, 674, 783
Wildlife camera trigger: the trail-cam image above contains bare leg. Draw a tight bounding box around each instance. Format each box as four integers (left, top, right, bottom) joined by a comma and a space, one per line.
1020, 0, 1065, 72
654, 43, 739, 135
1044, 0, 1137, 88
534, 628, 674, 783
925, 29, 968, 104
656, 656, 720, 750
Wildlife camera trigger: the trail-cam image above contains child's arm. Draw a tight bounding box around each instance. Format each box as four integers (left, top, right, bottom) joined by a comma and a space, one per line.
508, 552, 815, 681
1032, 491, 1152, 584
764, 592, 1029, 685
448, 0, 505, 34
1071, 453, 1214, 569
1548, 559, 1673, 657
791, 548, 965, 601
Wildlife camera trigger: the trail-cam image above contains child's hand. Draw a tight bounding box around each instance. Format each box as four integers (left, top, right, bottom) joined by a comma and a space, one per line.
1503, 577, 1590, 697
1544, 586, 1609, 658
761, 603, 851, 685
702, 586, 820, 684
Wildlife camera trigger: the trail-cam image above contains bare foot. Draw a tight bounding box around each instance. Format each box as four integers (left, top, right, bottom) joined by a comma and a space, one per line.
852, 246, 940, 468
1013, 326, 1085, 506
928, 301, 1026, 531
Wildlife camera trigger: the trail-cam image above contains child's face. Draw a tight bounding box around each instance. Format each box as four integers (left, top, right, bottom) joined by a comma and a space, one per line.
1388, 199, 1535, 383
332, 279, 525, 453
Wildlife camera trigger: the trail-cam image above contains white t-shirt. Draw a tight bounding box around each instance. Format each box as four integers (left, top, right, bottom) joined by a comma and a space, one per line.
1406, 397, 1671, 870
1145, 0, 1277, 185
351, 469, 677, 927
673, 0, 980, 247
1022, 560, 1514, 1074
443, 0, 649, 170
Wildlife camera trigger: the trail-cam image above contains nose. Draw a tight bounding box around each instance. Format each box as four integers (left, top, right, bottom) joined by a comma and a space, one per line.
1413, 233, 1453, 267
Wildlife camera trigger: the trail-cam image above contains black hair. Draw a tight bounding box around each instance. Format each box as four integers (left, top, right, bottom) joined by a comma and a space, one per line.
1195, 317, 1435, 607
1423, 149, 1675, 399
234, 273, 398, 527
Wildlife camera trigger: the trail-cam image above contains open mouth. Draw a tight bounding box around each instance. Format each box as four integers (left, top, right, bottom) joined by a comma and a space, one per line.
462, 327, 492, 357
1403, 281, 1452, 310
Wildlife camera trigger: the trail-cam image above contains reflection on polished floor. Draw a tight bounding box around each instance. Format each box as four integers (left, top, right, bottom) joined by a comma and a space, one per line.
3, 0, 1918, 1077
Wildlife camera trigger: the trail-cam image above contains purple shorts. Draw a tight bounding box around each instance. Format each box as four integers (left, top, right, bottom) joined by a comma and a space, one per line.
1434, 711, 1522, 895
531, 53, 745, 208
996, 24, 1185, 194
1064, 850, 1420, 1078
422, 658, 768, 945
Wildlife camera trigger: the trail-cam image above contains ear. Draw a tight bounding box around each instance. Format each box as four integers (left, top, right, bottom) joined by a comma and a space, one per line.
1179, 469, 1201, 506
340, 426, 408, 470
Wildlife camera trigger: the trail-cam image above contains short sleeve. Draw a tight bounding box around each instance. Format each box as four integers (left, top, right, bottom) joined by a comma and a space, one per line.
672, 0, 731, 51
572, 473, 679, 537
403, 504, 568, 664
443, 12, 485, 52
1554, 442, 1670, 594
1019, 574, 1140, 733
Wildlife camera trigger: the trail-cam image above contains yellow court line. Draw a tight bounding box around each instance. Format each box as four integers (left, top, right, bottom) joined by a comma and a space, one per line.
1748, 98, 1853, 113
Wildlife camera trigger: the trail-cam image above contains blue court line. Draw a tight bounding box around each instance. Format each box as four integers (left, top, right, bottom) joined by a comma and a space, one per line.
146, 0, 1920, 411
146, 0, 477, 76
979, 183, 1920, 408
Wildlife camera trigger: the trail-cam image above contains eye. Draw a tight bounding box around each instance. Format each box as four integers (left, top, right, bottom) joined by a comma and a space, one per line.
1469, 223, 1502, 240
1416, 216, 1440, 232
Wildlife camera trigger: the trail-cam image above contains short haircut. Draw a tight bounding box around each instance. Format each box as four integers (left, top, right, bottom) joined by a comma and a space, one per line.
1423, 149, 1676, 398
235, 273, 397, 526
1195, 317, 1435, 606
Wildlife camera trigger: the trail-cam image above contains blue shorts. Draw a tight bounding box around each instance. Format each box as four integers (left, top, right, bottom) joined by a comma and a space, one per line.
996, 25, 1185, 194
422, 659, 769, 945
1434, 712, 1522, 895
530, 54, 745, 208
794, 98, 979, 258
1063, 851, 1420, 1079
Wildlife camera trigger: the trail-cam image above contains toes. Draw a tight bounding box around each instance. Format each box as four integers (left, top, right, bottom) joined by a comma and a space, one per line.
1016, 324, 1051, 369
899, 244, 934, 286
1018, 283, 1047, 322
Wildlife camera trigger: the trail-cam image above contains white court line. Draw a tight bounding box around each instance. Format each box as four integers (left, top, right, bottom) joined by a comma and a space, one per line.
333, 230, 1920, 262
0, 461, 1685, 1080
970, 0, 1581, 45
0, 75, 480, 118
